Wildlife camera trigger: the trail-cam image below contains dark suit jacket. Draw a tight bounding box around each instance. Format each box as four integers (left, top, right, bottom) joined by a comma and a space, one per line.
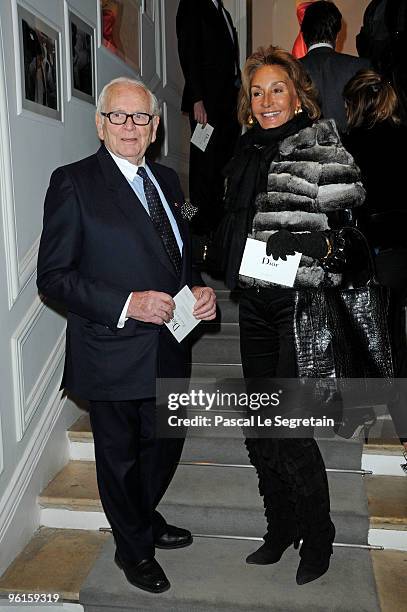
300, 47, 370, 132
176, 0, 240, 117
37, 145, 200, 401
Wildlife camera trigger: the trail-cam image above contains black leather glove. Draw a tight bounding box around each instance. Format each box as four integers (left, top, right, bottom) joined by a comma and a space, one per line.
266, 229, 297, 260
266, 230, 329, 261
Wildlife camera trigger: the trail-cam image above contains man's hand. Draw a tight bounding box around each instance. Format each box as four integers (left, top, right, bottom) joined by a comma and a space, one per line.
192, 286, 216, 320
193, 100, 208, 126
127, 291, 175, 325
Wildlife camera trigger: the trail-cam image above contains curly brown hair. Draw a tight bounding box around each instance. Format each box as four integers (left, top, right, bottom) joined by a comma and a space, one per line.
344, 69, 400, 129
237, 45, 320, 127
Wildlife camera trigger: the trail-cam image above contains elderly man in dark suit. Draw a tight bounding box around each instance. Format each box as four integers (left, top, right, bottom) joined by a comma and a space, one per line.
176, 0, 241, 242
300, 1, 370, 133
37, 77, 216, 594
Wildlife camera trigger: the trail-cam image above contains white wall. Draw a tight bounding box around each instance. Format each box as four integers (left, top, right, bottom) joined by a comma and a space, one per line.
0, 0, 192, 573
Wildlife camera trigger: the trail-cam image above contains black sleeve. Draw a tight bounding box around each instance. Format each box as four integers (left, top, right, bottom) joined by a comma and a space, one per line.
176, 0, 204, 103
37, 168, 129, 327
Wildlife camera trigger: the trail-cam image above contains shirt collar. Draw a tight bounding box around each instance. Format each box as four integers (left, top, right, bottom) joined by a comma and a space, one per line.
106, 148, 145, 182
307, 42, 334, 52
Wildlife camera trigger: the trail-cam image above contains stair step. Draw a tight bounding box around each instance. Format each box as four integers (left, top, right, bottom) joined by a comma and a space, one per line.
181, 433, 363, 470
197, 321, 240, 336
0, 527, 108, 601
371, 549, 407, 612
192, 334, 241, 363
38, 461, 369, 544
1, 530, 404, 611
215, 297, 239, 323
191, 363, 244, 378
68, 416, 363, 470
79, 536, 381, 612
161, 465, 368, 544
366, 475, 407, 530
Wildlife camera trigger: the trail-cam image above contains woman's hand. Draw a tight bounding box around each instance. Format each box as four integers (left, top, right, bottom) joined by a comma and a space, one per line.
266, 229, 298, 260
266, 230, 329, 261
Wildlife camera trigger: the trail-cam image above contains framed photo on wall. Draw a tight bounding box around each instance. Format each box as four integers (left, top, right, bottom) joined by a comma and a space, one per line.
100, 0, 140, 72
17, 4, 61, 120
68, 10, 95, 105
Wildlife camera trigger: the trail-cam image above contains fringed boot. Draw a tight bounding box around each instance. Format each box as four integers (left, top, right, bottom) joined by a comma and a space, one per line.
245, 439, 300, 565
290, 440, 335, 585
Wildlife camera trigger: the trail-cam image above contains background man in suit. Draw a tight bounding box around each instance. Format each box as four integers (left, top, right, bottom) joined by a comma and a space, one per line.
300, 0, 370, 133
176, 0, 241, 245
37, 77, 216, 594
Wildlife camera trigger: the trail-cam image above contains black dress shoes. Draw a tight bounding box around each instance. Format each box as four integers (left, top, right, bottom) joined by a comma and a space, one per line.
154, 524, 193, 549
114, 552, 170, 593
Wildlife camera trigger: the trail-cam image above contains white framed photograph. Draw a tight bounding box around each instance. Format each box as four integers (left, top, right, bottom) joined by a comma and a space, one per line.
68, 9, 96, 105
100, 0, 141, 72
17, 3, 61, 120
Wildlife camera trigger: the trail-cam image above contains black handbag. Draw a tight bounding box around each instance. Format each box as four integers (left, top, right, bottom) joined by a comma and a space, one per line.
325, 227, 394, 379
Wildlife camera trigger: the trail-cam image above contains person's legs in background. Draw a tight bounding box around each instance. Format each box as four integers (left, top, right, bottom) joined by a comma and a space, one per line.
188, 111, 240, 264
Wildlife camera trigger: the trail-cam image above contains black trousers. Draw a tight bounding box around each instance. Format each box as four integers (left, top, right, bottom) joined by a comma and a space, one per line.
89, 399, 184, 564
189, 111, 240, 235
239, 288, 331, 535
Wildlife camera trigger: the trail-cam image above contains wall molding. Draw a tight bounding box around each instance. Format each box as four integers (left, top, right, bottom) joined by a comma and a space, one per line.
160, 0, 181, 97
0, 383, 65, 545
11, 296, 65, 441
0, 17, 19, 309
0, 414, 3, 476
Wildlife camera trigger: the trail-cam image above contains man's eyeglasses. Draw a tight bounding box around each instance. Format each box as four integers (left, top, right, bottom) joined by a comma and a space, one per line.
101, 111, 155, 126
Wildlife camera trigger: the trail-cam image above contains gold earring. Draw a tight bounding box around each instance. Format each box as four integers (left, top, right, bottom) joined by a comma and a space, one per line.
294, 105, 303, 115
248, 114, 254, 125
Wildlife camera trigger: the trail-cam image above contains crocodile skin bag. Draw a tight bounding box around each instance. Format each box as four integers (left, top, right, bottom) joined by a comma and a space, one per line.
326, 228, 393, 379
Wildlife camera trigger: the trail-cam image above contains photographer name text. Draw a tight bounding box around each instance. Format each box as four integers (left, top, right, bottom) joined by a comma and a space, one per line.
167, 415, 335, 429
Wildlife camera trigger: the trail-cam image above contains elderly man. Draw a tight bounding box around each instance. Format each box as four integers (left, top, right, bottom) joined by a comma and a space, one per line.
37, 77, 216, 593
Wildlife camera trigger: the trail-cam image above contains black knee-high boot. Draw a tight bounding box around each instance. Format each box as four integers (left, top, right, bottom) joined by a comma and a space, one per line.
245, 438, 300, 564
282, 439, 335, 585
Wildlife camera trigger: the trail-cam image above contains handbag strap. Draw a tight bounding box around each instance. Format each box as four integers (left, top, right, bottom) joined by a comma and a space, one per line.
341, 226, 379, 286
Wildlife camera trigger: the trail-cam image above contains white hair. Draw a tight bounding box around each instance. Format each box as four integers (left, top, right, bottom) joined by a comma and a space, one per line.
96, 77, 160, 116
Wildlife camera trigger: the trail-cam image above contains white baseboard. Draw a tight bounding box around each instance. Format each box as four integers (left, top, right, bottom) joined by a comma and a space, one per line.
362, 453, 406, 476
69, 438, 407, 477
40, 507, 108, 531
69, 441, 95, 461
369, 528, 407, 551
40, 507, 407, 552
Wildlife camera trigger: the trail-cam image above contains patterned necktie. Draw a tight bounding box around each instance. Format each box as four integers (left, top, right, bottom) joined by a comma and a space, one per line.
137, 167, 182, 274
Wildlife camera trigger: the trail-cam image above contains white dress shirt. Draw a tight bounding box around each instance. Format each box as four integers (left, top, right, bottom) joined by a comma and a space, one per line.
106, 149, 183, 328
307, 43, 334, 52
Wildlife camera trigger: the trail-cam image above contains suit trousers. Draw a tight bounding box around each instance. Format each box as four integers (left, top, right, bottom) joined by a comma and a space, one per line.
89, 399, 185, 564
239, 287, 331, 535
189, 111, 240, 235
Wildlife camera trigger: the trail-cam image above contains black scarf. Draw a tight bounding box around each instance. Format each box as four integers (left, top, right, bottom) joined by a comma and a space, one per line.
219, 112, 312, 288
